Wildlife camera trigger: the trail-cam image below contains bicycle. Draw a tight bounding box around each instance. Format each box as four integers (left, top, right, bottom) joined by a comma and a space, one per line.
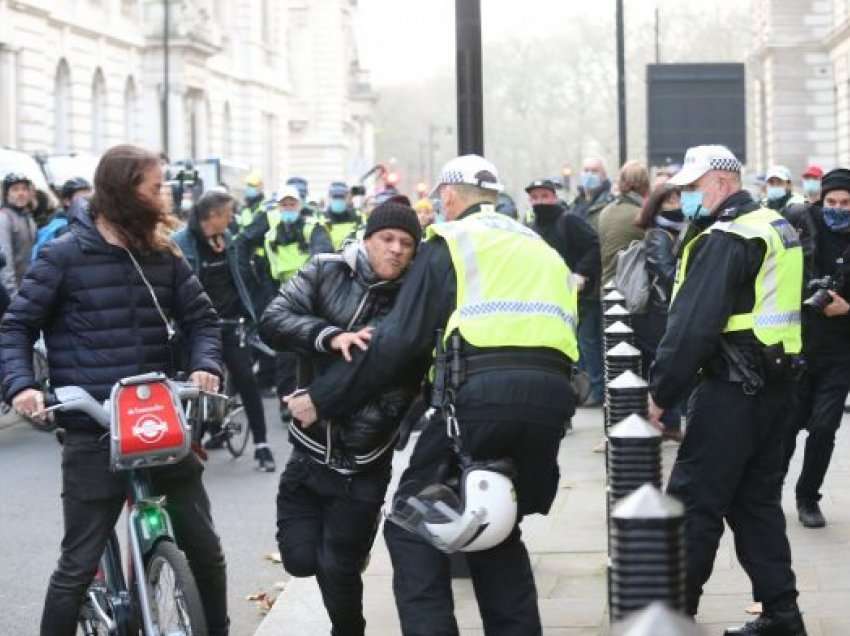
46, 372, 209, 636
186, 317, 274, 459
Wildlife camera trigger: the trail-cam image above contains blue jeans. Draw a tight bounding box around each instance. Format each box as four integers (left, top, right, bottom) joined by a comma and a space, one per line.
577, 298, 604, 402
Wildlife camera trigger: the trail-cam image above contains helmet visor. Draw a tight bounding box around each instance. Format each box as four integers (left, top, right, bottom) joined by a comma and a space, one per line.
387, 484, 485, 553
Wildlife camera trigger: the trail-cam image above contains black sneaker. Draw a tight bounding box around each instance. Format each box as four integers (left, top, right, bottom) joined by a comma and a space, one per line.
797, 500, 826, 528
203, 429, 226, 450
255, 446, 276, 472
724, 605, 807, 635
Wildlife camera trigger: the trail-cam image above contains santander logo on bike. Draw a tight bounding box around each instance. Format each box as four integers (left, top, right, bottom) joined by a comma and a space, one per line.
132, 415, 169, 445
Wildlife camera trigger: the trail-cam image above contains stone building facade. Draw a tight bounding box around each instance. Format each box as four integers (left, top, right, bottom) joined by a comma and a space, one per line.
750, 0, 850, 177
0, 0, 376, 197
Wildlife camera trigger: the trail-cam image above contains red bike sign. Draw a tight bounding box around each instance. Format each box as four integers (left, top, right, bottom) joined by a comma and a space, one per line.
111, 378, 190, 470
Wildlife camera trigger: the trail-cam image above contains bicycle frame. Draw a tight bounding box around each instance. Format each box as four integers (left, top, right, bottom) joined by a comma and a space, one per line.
126, 469, 176, 636
48, 374, 201, 636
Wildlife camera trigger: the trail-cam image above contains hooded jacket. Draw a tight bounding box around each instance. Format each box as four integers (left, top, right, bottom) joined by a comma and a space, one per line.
0, 204, 37, 295
260, 241, 416, 472
1, 208, 221, 430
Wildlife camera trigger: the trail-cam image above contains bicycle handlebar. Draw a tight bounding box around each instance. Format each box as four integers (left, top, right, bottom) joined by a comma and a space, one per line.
45, 379, 223, 431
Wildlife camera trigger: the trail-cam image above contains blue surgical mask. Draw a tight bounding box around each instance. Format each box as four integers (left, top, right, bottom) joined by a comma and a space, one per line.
244, 186, 258, 199
680, 190, 707, 220
281, 210, 300, 224
329, 198, 347, 214
823, 207, 850, 232
803, 179, 821, 197
766, 186, 787, 202
580, 172, 601, 192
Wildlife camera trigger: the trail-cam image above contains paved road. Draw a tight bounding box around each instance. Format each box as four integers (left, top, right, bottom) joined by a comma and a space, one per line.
0, 398, 291, 635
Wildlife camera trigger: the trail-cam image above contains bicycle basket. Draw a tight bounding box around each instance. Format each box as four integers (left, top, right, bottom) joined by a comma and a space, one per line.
109, 376, 191, 471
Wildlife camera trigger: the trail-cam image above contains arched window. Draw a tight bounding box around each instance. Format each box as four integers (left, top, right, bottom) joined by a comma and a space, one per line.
91, 68, 107, 153
54, 59, 72, 153
124, 76, 138, 143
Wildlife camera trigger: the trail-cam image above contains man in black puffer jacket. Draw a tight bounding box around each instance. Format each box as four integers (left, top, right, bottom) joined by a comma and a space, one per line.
259, 201, 421, 636
1, 145, 229, 636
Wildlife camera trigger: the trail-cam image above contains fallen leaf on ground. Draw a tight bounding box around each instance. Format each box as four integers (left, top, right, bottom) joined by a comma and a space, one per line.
245, 591, 277, 613
273, 581, 286, 590
264, 552, 282, 564
746, 602, 762, 615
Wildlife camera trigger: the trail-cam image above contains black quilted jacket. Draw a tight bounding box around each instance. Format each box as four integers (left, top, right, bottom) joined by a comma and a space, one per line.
260, 241, 416, 472
0, 209, 221, 429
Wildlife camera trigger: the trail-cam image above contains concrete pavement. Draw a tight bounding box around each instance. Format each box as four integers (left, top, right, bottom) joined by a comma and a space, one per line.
257, 405, 850, 636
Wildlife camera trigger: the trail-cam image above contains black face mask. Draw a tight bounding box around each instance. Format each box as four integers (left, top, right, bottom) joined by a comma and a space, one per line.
532, 203, 562, 221
659, 208, 684, 223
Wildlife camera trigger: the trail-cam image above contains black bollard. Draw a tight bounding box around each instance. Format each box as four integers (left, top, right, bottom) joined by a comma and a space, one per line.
604, 303, 632, 330
610, 484, 687, 621
607, 414, 662, 504
611, 601, 700, 635
605, 341, 642, 384
604, 321, 635, 350
606, 370, 648, 431
602, 288, 626, 313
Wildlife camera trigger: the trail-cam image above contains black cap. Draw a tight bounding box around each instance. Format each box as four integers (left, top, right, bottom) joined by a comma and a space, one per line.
60, 177, 92, 200
524, 178, 560, 195
364, 201, 422, 243
820, 168, 850, 200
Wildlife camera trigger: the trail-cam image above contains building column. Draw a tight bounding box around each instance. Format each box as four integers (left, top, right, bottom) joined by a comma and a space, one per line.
0, 45, 18, 147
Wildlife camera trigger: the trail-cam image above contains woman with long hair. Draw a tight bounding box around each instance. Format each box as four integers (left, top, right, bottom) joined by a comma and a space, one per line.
632, 184, 685, 438
2, 144, 230, 635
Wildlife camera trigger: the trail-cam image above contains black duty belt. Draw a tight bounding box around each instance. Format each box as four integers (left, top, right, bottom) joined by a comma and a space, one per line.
464, 351, 572, 377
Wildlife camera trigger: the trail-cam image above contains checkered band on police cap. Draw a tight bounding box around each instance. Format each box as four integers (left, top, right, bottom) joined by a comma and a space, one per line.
708, 156, 743, 172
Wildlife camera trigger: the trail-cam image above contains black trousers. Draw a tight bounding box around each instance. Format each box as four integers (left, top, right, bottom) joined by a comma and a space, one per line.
41, 433, 229, 636
666, 377, 798, 616
386, 411, 566, 636
783, 356, 850, 503
276, 451, 390, 636
222, 328, 268, 445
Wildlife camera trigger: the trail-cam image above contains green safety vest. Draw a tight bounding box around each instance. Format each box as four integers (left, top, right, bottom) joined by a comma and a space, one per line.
327, 217, 362, 251
673, 207, 802, 354
265, 210, 323, 282
427, 209, 579, 361
237, 205, 254, 229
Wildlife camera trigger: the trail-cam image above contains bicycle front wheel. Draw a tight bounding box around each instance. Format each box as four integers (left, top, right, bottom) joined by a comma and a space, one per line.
145, 540, 208, 636
223, 403, 250, 458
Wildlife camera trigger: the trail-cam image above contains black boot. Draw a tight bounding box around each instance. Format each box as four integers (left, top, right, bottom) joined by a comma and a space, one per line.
724, 605, 807, 635
203, 423, 226, 450
797, 500, 826, 528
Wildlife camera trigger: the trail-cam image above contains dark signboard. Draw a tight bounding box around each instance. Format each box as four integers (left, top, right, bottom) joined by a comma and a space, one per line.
647, 63, 746, 166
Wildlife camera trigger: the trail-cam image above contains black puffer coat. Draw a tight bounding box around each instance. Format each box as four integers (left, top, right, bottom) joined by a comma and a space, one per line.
0, 209, 221, 430
260, 241, 416, 472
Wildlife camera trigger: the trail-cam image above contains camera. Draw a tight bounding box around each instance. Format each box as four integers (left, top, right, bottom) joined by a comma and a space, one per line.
803, 275, 841, 313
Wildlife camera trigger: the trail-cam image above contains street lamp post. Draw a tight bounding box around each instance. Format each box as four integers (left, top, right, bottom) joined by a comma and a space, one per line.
455, 0, 484, 156
616, 0, 627, 166
162, 0, 171, 156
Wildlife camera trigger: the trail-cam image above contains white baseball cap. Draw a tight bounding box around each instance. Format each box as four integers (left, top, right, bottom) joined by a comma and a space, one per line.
430, 154, 504, 197
765, 165, 792, 182
274, 185, 302, 203
668, 145, 742, 186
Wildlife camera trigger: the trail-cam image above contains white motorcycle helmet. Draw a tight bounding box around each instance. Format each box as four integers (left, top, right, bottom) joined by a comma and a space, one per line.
388, 458, 517, 553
